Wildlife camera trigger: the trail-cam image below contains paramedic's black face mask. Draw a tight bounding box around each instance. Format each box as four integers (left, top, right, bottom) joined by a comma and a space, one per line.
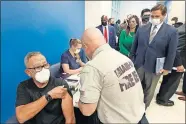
102, 21, 107, 26
142, 15, 150, 24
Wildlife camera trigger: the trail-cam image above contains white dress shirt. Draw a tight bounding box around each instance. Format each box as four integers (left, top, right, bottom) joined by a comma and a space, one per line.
150, 21, 164, 36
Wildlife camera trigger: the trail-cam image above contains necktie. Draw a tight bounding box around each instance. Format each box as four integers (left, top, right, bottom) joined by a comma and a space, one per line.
104, 27, 108, 43
149, 25, 157, 44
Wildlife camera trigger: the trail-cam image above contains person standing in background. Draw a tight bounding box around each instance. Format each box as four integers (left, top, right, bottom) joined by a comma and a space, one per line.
119, 19, 128, 35
171, 17, 183, 28
141, 8, 151, 25
130, 4, 178, 109
109, 18, 115, 27
157, 23, 186, 104
108, 18, 112, 25
114, 19, 121, 51
171, 17, 178, 26
119, 15, 139, 57
115, 19, 121, 37
96, 15, 117, 49
175, 23, 186, 101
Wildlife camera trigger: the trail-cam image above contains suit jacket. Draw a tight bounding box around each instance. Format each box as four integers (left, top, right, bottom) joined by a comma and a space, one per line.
177, 24, 186, 53
174, 24, 186, 67
173, 51, 182, 67
131, 23, 178, 73
96, 25, 116, 49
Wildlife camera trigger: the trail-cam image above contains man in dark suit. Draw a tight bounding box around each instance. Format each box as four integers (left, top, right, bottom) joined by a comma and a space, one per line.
176, 23, 186, 101
157, 23, 186, 105
141, 8, 151, 25
171, 17, 183, 28
96, 15, 117, 49
130, 4, 178, 109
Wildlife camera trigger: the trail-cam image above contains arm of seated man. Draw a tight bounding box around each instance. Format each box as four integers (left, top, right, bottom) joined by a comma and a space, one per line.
16, 96, 48, 123
78, 66, 103, 116
61, 92, 75, 124
16, 84, 66, 123
55, 79, 75, 123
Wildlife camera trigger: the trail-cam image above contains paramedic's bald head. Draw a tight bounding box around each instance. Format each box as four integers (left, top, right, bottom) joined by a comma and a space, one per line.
82, 28, 105, 46
81, 28, 106, 59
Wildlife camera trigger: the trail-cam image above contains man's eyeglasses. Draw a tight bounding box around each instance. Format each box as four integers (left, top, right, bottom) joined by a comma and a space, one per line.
27, 63, 50, 72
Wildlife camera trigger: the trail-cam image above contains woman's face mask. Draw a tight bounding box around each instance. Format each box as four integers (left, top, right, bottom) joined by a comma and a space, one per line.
74, 48, 81, 54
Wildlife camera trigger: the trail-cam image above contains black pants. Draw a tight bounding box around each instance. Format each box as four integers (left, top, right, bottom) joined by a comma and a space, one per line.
157, 70, 183, 102
180, 51, 186, 94
183, 72, 186, 94
74, 108, 99, 124
138, 114, 149, 124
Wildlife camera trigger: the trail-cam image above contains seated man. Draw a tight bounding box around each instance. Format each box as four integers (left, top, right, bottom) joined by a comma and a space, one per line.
60, 39, 86, 75
16, 52, 75, 124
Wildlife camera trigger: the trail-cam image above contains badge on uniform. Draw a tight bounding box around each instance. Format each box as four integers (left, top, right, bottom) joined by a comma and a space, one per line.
80, 90, 85, 96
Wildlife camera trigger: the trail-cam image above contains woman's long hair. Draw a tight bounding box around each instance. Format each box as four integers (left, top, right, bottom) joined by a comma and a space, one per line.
126, 15, 140, 35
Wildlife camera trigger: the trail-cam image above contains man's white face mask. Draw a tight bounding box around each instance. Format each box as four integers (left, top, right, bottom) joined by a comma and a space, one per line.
35, 68, 50, 83
150, 18, 161, 26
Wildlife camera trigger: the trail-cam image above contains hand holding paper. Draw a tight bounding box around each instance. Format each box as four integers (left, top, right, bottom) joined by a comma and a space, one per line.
176, 65, 185, 72
156, 57, 171, 75
159, 69, 169, 75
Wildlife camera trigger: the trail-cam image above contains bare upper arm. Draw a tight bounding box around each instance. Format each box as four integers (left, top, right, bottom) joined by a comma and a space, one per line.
78, 100, 97, 116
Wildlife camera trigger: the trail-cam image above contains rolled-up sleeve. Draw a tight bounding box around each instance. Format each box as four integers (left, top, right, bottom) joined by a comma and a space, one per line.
79, 65, 103, 104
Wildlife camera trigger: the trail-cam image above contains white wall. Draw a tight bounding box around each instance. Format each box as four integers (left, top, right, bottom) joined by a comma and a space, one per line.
85, 1, 185, 29
168, 1, 185, 23
119, 1, 157, 22
85, 1, 112, 29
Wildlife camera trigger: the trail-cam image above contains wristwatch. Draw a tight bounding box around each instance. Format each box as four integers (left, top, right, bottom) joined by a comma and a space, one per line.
45, 93, 52, 102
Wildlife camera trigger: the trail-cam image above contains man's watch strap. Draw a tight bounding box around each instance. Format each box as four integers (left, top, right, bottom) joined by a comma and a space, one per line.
45, 94, 52, 102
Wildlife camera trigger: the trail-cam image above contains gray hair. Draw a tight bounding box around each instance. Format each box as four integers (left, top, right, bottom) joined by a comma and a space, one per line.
24, 52, 42, 67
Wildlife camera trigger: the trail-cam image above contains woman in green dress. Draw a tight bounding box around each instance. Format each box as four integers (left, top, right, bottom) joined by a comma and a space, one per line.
119, 15, 139, 56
